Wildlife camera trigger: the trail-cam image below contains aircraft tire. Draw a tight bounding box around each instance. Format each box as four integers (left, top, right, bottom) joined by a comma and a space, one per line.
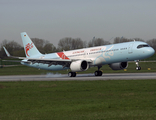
94, 71, 103, 76
98, 71, 103, 76
68, 72, 72, 77
94, 71, 99, 76
68, 72, 76, 77
136, 66, 141, 70
72, 72, 76, 77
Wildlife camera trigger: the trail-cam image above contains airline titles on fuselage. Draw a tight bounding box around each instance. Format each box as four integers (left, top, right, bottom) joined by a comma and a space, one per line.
72, 50, 84, 54
67, 47, 128, 58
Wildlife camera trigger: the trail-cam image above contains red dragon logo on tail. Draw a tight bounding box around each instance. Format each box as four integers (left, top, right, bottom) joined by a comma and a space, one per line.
25, 43, 33, 57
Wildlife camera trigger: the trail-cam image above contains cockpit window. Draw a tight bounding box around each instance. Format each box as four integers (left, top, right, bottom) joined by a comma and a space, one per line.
137, 44, 150, 49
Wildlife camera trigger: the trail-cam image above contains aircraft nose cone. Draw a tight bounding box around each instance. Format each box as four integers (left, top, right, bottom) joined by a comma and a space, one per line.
147, 47, 155, 56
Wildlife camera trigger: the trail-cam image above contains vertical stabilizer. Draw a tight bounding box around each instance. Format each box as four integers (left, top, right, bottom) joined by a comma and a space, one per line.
21, 32, 42, 58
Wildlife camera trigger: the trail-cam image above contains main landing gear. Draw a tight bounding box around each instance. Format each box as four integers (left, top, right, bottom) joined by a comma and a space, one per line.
135, 60, 141, 70
94, 66, 103, 76
68, 72, 76, 77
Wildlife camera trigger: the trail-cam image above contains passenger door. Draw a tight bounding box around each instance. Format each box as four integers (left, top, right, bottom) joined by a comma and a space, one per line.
128, 43, 134, 54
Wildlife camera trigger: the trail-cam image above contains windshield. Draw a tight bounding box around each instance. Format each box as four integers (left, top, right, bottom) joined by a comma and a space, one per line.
137, 44, 150, 49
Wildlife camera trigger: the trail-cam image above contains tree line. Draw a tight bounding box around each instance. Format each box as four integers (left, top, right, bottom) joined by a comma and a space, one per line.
0, 37, 156, 59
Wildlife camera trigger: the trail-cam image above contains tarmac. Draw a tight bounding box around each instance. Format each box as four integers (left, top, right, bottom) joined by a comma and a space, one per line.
0, 73, 156, 81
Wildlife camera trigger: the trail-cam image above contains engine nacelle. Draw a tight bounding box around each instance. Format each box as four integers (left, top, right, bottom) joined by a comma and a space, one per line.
109, 62, 128, 70
70, 60, 89, 72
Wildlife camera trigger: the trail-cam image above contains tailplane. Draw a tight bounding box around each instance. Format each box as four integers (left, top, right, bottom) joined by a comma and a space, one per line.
21, 32, 42, 58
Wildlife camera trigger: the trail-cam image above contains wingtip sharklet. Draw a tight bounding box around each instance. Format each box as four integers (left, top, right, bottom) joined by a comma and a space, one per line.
3, 46, 10, 57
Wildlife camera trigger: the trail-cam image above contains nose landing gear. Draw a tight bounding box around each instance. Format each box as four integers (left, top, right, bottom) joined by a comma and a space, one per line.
135, 60, 141, 70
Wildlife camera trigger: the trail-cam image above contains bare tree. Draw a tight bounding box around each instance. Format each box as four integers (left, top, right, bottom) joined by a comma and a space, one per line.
88, 38, 110, 47
83, 41, 87, 48
0, 40, 24, 58
133, 38, 144, 42
43, 43, 57, 53
31, 38, 46, 48
113, 37, 144, 44
31, 38, 56, 53
113, 37, 130, 43
72, 38, 84, 49
58, 37, 84, 51
147, 39, 156, 51
58, 38, 72, 51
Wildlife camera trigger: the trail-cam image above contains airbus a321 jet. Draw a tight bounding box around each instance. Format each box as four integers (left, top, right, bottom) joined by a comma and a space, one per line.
3, 32, 155, 77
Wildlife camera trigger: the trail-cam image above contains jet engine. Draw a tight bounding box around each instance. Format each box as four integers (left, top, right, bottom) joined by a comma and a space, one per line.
70, 60, 89, 72
109, 62, 128, 70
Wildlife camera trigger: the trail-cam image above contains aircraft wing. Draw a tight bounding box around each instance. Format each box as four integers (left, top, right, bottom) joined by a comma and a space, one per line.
22, 58, 72, 68
3, 46, 92, 68
23, 58, 92, 68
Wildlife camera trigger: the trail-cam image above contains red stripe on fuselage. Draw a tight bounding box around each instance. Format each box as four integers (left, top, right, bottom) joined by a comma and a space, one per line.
57, 52, 69, 59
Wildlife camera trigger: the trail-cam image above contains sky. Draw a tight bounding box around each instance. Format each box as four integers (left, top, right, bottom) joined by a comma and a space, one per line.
1, 0, 156, 46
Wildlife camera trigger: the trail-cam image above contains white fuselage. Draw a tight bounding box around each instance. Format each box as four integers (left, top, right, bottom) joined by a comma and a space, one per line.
22, 41, 155, 71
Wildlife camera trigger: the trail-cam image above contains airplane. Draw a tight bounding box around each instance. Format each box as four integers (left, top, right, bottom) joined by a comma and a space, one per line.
3, 32, 155, 77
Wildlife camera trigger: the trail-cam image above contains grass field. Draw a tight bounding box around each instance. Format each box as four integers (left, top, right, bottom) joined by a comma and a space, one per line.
0, 80, 156, 120
1, 60, 156, 119
0, 62, 156, 76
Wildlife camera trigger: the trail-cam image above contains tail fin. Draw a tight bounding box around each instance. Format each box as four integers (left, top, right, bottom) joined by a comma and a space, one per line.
21, 32, 42, 58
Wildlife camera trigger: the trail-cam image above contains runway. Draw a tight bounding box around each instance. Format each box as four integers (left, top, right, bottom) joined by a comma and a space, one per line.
0, 73, 156, 81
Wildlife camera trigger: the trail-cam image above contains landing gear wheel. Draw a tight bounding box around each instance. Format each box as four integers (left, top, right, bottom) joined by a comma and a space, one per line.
68, 72, 76, 77
72, 72, 76, 77
68, 72, 72, 77
94, 71, 103, 76
136, 66, 141, 70
94, 71, 99, 76
99, 71, 102, 76
135, 60, 141, 70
